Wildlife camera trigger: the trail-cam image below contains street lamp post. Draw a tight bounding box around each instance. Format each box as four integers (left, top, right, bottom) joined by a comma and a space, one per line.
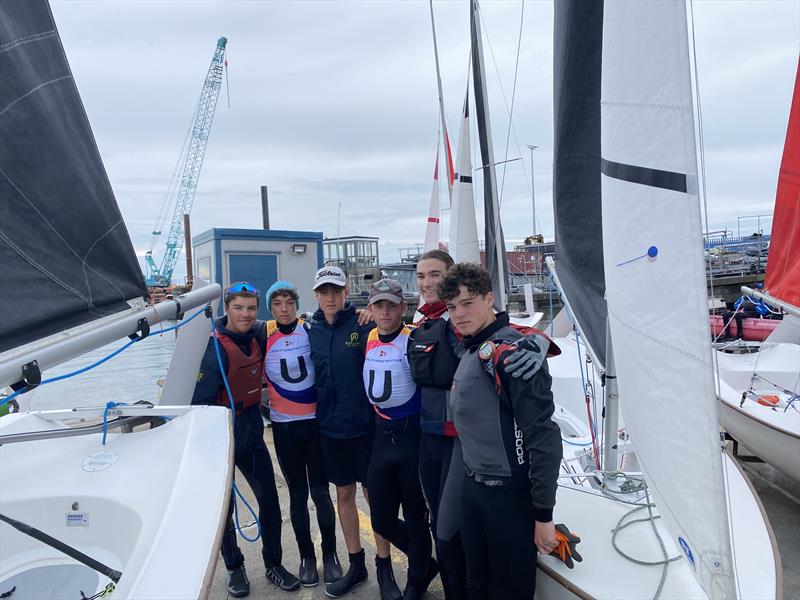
526, 144, 538, 238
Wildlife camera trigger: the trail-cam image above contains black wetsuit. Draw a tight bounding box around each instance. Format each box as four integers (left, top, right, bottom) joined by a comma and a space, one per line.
408, 305, 467, 599
191, 318, 284, 571
452, 313, 562, 599
364, 326, 433, 588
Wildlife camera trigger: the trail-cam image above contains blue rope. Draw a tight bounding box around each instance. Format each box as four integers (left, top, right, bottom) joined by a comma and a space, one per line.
562, 437, 594, 447
102, 401, 129, 445
209, 316, 261, 544
0, 307, 207, 407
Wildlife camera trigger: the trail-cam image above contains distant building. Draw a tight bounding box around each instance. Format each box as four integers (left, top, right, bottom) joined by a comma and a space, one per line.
323, 236, 381, 294
193, 228, 323, 319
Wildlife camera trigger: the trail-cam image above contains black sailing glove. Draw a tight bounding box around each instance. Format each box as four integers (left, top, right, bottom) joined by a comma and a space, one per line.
550, 523, 583, 568
503, 333, 550, 380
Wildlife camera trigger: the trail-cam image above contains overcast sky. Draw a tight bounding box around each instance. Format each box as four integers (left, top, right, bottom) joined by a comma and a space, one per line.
49, 0, 798, 280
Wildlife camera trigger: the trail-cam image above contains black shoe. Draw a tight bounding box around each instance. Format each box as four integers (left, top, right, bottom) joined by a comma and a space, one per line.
266, 564, 301, 592
299, 555, 320, 587
323, 551, 344, 584
325, 550, 367, 597
375, 556, 403, 600
403, 558, 439, 600
226, 565, 251, 598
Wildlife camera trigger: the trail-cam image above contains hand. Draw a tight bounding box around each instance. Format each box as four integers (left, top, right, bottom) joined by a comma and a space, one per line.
548, 523, 583, 569
534, 520, 558, 555
356, 307, 374, 326
504, 333, 549, 380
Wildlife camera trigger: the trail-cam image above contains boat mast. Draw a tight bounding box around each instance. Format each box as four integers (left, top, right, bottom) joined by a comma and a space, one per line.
470, 0, 507, 309
429, 0, 454, 209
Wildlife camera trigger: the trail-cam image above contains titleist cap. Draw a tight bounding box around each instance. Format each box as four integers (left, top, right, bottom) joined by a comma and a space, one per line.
313, 266, 347, 289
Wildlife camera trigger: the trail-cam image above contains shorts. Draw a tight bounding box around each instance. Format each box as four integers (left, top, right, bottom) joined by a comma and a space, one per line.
320, 432, 373, 487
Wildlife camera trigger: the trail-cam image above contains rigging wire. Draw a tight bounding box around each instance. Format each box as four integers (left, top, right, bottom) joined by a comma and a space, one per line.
477, 2, 532, 207
497, 0, 525, 201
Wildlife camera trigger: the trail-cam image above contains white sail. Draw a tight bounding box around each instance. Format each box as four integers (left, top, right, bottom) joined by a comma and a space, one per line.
600, 2, 736, 599
424, 142, 441, 252
449, 87, 480, 263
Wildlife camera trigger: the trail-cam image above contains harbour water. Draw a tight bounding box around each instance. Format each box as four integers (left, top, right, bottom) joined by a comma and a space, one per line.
23, 331, 177, 412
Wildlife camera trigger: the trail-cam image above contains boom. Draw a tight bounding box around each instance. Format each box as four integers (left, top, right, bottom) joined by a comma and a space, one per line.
145, 36, 227, 287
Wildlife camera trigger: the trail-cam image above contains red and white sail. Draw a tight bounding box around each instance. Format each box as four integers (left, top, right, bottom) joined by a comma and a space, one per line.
424, 141, 442, 252
764, 57, 800, 309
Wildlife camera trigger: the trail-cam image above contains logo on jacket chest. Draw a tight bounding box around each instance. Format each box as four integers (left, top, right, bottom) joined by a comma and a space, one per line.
345, 332, 360, 348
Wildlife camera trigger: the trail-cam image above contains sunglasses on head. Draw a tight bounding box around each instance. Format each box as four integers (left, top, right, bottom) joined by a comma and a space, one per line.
225, 282, 260, 302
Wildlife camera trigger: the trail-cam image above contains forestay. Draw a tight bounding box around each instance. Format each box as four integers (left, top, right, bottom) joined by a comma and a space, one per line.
600, 2, 736, 598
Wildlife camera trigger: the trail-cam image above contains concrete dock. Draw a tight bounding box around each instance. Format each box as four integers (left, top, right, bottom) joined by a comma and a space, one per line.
210, 432, 799, 599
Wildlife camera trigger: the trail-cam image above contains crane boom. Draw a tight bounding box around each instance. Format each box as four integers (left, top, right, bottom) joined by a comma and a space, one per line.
145, 36, 227, 287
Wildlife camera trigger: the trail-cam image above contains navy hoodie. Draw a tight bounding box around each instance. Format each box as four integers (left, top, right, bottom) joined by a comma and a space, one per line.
308, 303, 375, 439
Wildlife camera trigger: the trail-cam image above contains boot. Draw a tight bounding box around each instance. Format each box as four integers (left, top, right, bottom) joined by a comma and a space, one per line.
324, 549, 368, 598
265, 564, 301, 591
299, 555, 320, 587
323, 551, 344, 584
226, 564, 250, 598
375, 555, 403, 600
403, 557, 439, 600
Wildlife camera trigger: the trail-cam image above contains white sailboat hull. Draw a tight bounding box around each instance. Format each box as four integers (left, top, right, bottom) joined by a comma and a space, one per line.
0, 405, 233, 599
542, 338, 780, 600
716, 343, 800, 480
534, 457, 779, 600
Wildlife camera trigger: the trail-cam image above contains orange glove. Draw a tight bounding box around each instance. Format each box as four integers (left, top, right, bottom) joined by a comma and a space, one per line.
549, 523, 582, 568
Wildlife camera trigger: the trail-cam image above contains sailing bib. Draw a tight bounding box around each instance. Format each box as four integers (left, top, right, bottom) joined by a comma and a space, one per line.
362, 326, 421, 421
265, 319, 316, 422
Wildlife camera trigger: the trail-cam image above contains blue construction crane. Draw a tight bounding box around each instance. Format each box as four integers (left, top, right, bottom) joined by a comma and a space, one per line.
145, 36, 228, 287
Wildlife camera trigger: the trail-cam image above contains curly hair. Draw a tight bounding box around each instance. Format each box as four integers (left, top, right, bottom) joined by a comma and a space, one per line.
438, 262, 492, 301
418, 249, 454, 270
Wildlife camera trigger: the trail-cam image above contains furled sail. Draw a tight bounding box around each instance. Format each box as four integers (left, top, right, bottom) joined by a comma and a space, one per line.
552, 0, 607, 367
0, 0, 148, 354
599, 2, 736, 597
449, 87, 480, 264
764, 57, 800, 309
424, 141, 441, 252
470, 0, 508, 309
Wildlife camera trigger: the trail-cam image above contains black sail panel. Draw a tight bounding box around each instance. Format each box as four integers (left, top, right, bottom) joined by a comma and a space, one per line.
552, 0, 607, 366
471, 0, 508, 307
0, 0, 149, 354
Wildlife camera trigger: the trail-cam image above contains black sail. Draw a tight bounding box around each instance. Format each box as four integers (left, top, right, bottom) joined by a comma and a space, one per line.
552, 0, 607, 366
471, 0, 508, 308
0, 1, 148, 354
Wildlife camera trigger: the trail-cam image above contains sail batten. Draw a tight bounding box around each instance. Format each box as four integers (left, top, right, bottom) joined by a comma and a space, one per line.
0, 1, 148, 355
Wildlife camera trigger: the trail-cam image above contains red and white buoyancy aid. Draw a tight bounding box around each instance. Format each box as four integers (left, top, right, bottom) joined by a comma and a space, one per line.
213, 332, 264, 415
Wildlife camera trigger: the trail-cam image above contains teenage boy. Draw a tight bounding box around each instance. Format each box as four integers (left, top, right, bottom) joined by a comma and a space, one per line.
439, 264, 563, 599
307, 266, 399, 599
407, 249, 466, 598
363, 279, 437, 600
263, 281, 342, 587
192, 282, 299, 597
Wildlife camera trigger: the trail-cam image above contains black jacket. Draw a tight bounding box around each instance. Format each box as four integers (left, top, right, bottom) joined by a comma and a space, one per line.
308, 303, 375, 439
